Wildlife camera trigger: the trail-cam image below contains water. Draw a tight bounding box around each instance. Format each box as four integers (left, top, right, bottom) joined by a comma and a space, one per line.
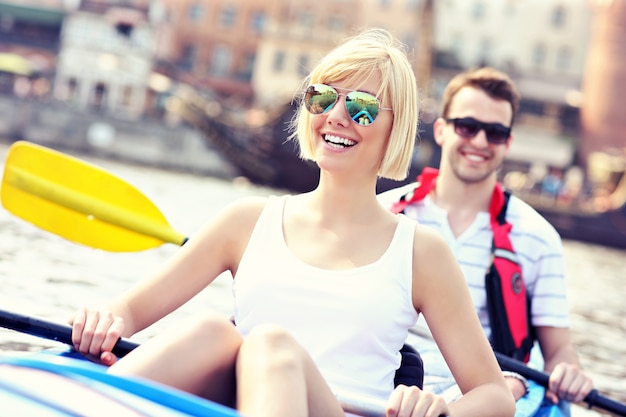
0, 143, 624, 416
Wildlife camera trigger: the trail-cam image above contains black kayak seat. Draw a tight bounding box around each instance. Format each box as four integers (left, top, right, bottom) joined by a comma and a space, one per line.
394, 343, 424, 389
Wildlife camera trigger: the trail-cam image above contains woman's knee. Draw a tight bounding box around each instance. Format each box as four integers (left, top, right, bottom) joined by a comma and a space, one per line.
183, 312, 241, 344
239, 324, 304, 372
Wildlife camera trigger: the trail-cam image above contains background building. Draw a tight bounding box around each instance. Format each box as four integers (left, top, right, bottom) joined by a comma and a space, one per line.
53, 1, 159, 118
0, 0, 64, 94
580, 0, 626, 167
0, 0, 624, 192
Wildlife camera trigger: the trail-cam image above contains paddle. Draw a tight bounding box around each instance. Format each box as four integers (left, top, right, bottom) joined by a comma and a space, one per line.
0, 308, 138, 357
1, 141, 188, 251
6, 309, 626, 417
408, 328, 626, 416
496, 352, 626, 417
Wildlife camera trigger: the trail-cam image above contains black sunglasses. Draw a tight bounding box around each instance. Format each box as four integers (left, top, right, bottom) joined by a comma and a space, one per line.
303, 83, 392, 126
445, 117, 511, 144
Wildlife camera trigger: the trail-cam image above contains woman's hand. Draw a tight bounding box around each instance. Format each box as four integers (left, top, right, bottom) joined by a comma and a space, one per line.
386, 384, 450, 417
69, 306, 125, 366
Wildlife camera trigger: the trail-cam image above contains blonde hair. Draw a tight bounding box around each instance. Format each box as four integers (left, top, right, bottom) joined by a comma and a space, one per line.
289, 28, 419, 181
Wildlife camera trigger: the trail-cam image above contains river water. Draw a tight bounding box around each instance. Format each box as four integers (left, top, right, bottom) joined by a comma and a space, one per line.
0, 143, 624, 416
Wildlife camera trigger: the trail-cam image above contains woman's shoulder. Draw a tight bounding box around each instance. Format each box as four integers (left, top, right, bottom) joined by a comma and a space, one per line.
223, 195, 271, 216
203, 195, 281, 251
406, 217, 451, 257
408, 218, 467, 308
211, 195, 275, 232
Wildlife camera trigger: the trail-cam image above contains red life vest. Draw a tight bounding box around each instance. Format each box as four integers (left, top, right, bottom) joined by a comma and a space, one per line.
390, 167, 534, 362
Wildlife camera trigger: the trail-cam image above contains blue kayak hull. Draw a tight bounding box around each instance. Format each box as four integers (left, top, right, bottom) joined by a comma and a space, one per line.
0, 348, 570, 417
0, 348, 240, 417
515, 380, 570, 417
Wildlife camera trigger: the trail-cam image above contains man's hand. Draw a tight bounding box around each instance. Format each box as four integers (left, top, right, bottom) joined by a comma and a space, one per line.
546, 362, 593, 404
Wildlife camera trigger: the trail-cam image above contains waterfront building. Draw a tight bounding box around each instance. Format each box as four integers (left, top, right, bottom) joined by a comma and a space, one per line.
580, 0, 626, 167
52, 0, 160, 119
152, 0, 597, 169
429, 0, 592, 170
153, 0, 432, 107
2, 0, 623, 185
0, 0, 64, 95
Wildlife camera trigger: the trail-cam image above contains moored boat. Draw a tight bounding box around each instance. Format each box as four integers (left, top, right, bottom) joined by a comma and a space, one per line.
501, 152, 626, 250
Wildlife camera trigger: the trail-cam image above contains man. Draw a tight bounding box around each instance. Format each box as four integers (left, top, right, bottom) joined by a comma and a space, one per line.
379, 67, 593, 412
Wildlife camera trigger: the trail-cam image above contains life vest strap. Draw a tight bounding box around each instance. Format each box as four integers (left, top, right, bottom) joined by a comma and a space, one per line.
390, 168, 534, 362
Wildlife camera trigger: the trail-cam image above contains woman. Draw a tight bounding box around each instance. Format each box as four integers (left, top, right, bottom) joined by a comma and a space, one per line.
70, 28, 515, 417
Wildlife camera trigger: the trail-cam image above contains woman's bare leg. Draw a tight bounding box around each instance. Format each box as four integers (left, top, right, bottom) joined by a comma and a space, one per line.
109, 312, 242, 407
236, 324, 345, 417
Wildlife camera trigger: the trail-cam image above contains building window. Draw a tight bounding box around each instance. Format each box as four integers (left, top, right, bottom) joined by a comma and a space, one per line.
451, 34, 463, 59
273, 50, 285, 72
556, 45, 571, 70
479, 37, 492, 66
220, 5, 237, 27
299, 11, 313, 27
327, 16, 344, 31
504, 1, 516, 17
250, 11, 266, 33
180, 45, 196, 71
520, 99, 544, 116
92, 82, 107, 110
472, 1, 486, 20
210, 45, 232, 77
406, 0, 421, 11
188, 3, 205, 22
551, 5, 566, 28
59, 77, 78, 102
532, 43, 546, 67
121, 85, 133, 106
560, 105, 579, 132
238, 52, 255, 81
403, 34, 416, 52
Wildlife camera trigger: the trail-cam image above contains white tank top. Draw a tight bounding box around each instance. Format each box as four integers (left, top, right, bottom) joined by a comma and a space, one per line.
233, 195, 419, 402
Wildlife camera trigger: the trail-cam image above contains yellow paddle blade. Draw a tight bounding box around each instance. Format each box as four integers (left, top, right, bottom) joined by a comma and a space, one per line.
1, 141, 187, 251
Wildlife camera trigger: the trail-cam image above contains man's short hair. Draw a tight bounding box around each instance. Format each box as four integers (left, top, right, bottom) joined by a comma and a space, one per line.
441, 67, 520, 126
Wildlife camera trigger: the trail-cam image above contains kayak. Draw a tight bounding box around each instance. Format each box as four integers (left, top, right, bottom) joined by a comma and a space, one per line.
0, 346, 567, 417
0, 346, 391, 417
516, 381, 571, 417
0, 347, 242, 417
0, 310, 616, 417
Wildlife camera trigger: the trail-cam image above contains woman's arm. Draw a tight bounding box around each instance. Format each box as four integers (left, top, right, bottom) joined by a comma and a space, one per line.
69, 196, 267, 359
411, 226, 515, 417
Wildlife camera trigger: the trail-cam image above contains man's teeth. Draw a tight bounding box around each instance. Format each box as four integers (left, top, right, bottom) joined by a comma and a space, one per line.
325, 135, 356, 148
465, 154, 486, 162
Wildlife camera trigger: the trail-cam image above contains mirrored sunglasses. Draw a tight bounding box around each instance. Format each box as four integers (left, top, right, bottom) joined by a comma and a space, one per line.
303, 83, 392, 126
446, 117, 511, 144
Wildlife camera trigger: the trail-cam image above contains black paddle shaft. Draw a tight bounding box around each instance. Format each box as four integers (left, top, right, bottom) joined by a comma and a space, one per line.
0, 309, 138, 357
2, 308, 625, 417
496, 352, 626, 417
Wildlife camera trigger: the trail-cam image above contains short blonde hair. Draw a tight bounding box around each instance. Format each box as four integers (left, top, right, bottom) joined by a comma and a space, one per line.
289, 28, 419, 181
